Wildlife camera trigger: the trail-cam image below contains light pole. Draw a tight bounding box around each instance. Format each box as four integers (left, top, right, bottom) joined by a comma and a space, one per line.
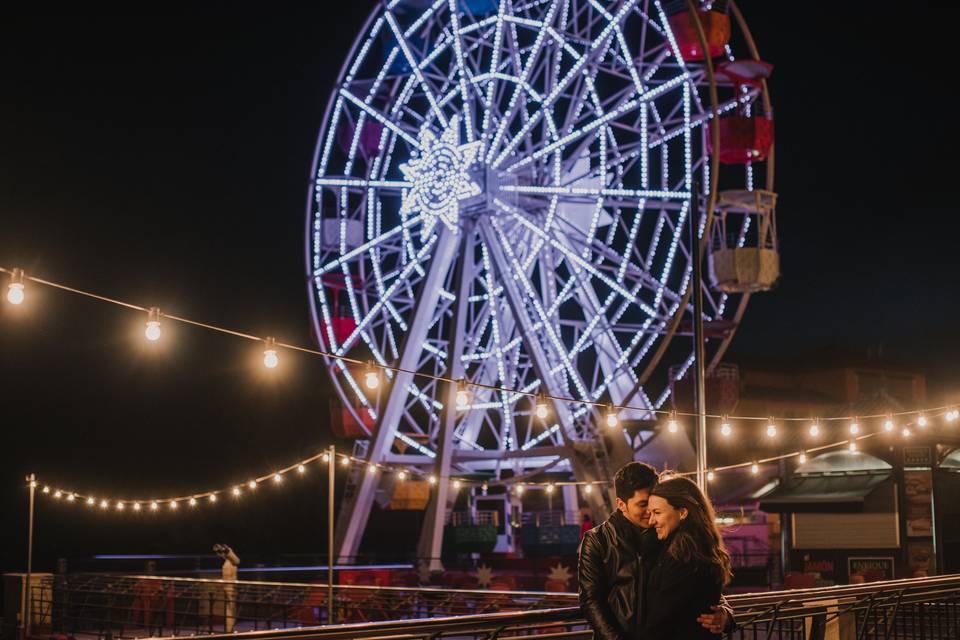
25, 473, 36, 639
327, 445, 335, 625
689, 185, 708, 489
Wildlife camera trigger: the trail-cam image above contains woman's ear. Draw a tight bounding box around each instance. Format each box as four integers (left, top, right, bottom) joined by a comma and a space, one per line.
679, 507, 689, 521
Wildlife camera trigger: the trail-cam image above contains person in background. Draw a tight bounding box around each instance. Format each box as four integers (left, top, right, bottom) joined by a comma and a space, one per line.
578, 463, 730, 640
213, 543, 240, 632
579, 508, 594, 541
642, 476, 734, 640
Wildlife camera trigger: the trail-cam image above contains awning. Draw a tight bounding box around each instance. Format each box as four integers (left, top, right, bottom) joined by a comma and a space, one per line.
758, 471, 892, 513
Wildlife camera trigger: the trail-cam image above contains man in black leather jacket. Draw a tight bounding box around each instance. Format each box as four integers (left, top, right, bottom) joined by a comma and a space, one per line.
578, 462, 732, 639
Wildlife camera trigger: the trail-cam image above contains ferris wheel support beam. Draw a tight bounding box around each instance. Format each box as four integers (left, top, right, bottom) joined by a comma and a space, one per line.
417, 224, 476, 572
548, 230, 646, 470
480, 218, 610, 519
333, 226, 458, 563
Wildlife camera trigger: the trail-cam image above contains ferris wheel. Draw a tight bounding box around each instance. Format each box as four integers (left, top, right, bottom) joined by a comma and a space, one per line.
306, 0, 775, 562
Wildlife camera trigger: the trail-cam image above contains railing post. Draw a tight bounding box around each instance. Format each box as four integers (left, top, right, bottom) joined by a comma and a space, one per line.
802, 598, 856, 640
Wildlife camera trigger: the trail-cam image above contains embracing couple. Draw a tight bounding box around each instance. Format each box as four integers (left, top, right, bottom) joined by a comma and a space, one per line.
578, 462, 734, 640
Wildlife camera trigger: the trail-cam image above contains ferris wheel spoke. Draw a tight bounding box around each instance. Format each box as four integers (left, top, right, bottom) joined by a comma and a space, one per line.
502, 184, 690, 201
503, 99, 629, 172
445, 0, 478, 142
384, 10, 449, 128
497, 199, 658, 318
312, 214, 422, 277
484, 217, 593, 409
489, 8, 632, 168
484, 0, 559, 164
335, 234, 440, 355
314, 177, 413, 191
338, 88, 422, 149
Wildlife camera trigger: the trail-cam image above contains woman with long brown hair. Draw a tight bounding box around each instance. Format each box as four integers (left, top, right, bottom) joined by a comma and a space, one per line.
642, 476, 733, 640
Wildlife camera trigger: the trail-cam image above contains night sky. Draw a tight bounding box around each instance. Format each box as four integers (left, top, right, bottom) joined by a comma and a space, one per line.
2, 4, 959, 576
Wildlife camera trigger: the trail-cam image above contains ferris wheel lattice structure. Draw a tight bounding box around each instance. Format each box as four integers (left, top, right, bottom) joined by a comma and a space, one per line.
305, 0, 776, 565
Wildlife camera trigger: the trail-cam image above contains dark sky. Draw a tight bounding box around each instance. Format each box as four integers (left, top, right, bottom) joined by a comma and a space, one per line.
2, 4, 959, 575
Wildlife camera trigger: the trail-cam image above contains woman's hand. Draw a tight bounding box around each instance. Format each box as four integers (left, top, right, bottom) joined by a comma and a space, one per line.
697, 605, 729, 634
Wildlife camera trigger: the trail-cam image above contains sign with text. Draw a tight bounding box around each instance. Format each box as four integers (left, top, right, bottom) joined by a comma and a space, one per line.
847, 556, 895, 582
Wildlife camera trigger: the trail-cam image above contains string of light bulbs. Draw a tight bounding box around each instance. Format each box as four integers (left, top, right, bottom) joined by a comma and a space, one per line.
28, 409, 958, 516
6, 266, 960, 513
3, 266, 957, 428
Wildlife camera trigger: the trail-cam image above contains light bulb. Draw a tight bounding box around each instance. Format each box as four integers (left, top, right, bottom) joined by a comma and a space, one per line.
534, 393, 549, 420
766, 422, 777, 438
798, 451, 807, 464
6, 284, 24, 305
297, 464, 306, 474
884, 417, 895, 432
398, 471, 407, 481
720, 421, 732, 437
116, 502, 125, 511
100, 499, 109, 509
233, 487, 241, 497
322, 453, 330, 463
546, 483, 555, 494
248, 480, 257, 489
667, 411, 679, 433
263, 337, 279, 369
6, 268, 25, 304
86, 497, 95, 506
367, 464, 377, 474
809, 423, 820, 437
170, 500, 178, 510
707, 470, 715, 482
605, 405, 619, 428
584, 483, 593, 494
53, 490, 61, 499
145, 307, 162, 341
849, 421, 860, 435
849, 441, 858, 452
151, 501, 159, 511
917, 414, 927, 428
273, 473, 282, 483
750, 462, 759, 475
455, 378, 470, 410
189, 497, 197, 507
42, 486, 50, 494
902, 428, 912, 438
453, 479, 461, 489
515, 484, 524, 495
341, 456, 349, 466
208, 494, 217, 502
67, 493, 76, 502
263, 350, 279, 368
133, 502, 141, 511
428, 474, 437, 485
364, 361, 380, 390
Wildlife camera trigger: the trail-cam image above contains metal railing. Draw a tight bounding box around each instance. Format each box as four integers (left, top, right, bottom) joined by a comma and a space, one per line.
728, 574, 960, 639
24, 572, 960, 639
145, 607, 589, 640
25, 573, 576, 639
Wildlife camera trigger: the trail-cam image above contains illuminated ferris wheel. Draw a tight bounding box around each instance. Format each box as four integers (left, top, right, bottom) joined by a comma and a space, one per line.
306, 0, 776, 561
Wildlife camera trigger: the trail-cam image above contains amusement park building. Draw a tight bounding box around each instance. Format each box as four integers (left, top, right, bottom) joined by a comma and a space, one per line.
677, 358, 960, 588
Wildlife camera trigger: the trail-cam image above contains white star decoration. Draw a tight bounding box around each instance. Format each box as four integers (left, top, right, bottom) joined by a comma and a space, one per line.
475, 564, 494, 588
399, 115, 482, 239
547, 563, 572, 586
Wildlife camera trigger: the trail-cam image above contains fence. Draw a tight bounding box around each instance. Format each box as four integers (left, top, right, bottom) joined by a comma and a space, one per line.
18, 572, 960, 639
22, 573, 576, 639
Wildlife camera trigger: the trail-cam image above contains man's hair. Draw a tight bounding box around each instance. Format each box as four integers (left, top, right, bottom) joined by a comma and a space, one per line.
614, 461, 658, 502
